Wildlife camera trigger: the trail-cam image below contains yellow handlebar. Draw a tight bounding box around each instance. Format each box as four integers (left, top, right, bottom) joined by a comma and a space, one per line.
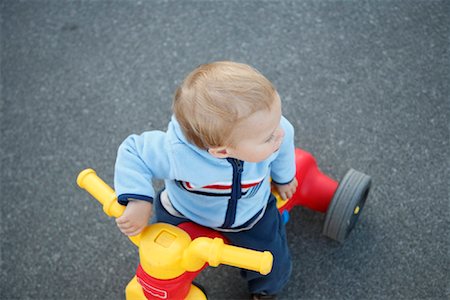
77, 168, 273, 278
77, 168, 140, 246
182, 237, 273, 275
77, 169, 124, 217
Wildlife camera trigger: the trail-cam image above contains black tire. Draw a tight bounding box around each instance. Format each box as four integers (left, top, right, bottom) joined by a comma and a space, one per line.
192, 281, 208, 299
322, 169, 372, 242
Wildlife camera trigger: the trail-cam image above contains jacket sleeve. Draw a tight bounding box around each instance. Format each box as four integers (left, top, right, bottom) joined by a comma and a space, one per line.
114, 131, 174, 205
270, 116, 296, 185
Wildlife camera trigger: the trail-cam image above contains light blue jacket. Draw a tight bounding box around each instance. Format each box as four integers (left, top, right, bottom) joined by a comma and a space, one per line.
114, 115, 296, 230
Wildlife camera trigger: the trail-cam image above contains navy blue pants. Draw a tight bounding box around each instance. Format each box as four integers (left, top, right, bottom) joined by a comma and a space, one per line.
153, 192, 292, 295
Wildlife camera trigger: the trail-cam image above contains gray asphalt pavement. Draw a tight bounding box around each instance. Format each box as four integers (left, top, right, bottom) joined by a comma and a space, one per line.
1, 1, 449, 299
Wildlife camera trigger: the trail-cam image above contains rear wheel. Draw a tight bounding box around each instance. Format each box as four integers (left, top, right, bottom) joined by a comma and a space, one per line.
322, 169, 371, 242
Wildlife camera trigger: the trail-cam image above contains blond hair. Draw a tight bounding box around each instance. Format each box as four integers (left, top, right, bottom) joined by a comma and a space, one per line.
172, 61, 277, 149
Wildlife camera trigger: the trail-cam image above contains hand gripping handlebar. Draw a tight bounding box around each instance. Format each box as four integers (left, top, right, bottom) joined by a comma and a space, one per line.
77, 168, 273, 277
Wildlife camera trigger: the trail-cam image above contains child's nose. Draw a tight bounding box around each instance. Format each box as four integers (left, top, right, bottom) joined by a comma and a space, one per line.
277, 127, 285, 139
275, 127, 285, 142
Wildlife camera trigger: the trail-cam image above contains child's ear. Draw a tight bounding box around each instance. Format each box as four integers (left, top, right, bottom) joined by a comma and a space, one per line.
208, 147, 229, 159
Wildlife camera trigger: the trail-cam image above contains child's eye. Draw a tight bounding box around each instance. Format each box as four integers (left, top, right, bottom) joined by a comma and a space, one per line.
265, 135, 275, 143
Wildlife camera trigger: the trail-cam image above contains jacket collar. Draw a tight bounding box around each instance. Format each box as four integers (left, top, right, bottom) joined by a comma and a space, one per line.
169, 115, 230, 166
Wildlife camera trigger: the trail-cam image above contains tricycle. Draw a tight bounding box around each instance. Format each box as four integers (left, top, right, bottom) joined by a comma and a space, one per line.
77, 148, 371, 299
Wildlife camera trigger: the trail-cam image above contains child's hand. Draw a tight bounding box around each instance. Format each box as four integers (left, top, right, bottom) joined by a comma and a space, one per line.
116, 200, 153, 236
272, 178, 298, 200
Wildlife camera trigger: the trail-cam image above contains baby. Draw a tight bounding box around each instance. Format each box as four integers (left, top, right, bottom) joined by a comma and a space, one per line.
114, 61, 298, 299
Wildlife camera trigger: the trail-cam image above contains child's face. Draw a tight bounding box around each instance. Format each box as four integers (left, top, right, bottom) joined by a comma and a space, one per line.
227, 96, 284, 163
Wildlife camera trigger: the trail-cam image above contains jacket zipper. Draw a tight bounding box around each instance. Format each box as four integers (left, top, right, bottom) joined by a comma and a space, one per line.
221, 158, 244, 228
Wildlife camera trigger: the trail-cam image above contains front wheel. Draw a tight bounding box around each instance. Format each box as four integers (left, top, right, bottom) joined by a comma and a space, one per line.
322, 169, 372, 243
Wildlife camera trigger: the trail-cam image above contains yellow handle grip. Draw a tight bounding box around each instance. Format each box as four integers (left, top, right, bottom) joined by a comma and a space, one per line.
183, 237, 273, 275
77, 169, 125, 218
212, 238, 273, 275
77, 168, 140, 246
218, 242, 273, 275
